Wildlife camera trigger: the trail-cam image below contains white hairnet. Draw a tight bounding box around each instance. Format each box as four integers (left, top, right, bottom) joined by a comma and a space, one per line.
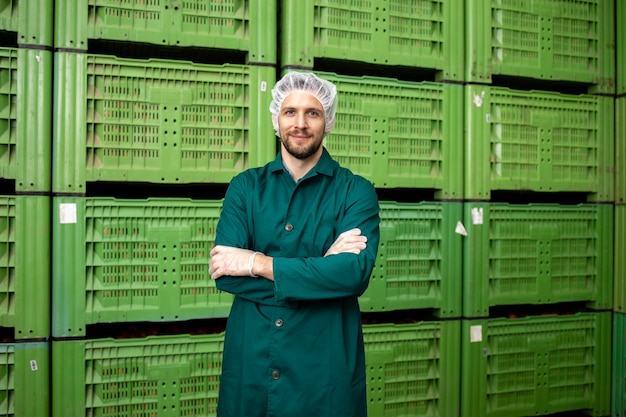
269, 72, 338, 137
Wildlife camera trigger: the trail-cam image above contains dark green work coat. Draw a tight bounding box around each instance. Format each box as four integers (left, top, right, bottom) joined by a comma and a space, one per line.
214, 148, 380, 417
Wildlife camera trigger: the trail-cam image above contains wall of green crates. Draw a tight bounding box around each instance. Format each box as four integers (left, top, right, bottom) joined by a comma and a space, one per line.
0, 0, 623, 416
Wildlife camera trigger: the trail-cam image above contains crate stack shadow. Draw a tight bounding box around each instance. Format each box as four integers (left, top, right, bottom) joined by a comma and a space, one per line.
50, 2, 277, 416
0, 1, 53, 416
462, 1, 615, 417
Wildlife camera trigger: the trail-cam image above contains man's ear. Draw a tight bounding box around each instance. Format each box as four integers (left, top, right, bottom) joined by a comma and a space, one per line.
272, 114, 279, 135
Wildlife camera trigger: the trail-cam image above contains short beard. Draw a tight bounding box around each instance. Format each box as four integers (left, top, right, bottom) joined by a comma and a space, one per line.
280, 136, 322, 160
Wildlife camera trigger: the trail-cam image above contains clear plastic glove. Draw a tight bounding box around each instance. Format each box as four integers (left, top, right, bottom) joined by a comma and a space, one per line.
324, 228, 367, 257
209, 246, 258, 279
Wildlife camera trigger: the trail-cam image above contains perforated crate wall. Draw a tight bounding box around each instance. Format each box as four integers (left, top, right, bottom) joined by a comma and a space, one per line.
465, 85, 614, 202
463, 202, 613, 317
53, 53, 276, 193
55, 0, 276, 63
281, 0, 464, 81
461, 312, 611, 417
359, 201, 462, 317
52, 334, 224, 417
52, 197, 231, 338
313, 71, 463, 198
466, 0, 615, 94
363, 320, 460, 417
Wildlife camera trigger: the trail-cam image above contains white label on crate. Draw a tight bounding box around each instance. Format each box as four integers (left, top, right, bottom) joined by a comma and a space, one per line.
471, 207, 483, 225
261, 81, 267, 92
470, 325, 482, 343
59, 203, 77, 224
473, 91, 485, 107
30, 360, 37, 371
455, 221, 467, 236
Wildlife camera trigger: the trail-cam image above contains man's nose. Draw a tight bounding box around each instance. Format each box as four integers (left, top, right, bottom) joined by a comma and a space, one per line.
295, 113, 307, 128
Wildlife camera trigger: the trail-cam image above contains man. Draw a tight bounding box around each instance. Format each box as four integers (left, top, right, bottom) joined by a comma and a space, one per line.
209, 72, 380, 417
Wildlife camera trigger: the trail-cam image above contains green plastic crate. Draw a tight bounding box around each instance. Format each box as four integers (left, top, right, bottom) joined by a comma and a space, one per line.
0, 0, 53, 47
52, 197, 232, 338
0, 47, 52, 193
363, 320, 460, 417
0, 342, 49, 417
52, 334, 224, 417
53, 53, 276, 193
613, 312, 626, 417
359, 202, 462, 317
55, 0, 276, 63
617, 97, 625, 205
462, 312, 611, 417
466, 0, 615, 94
465, 85, 614, 202
463, 203, 613, 318
0, 196, 51, 339
615, 206, 626, 313
617, 0, 625, 96
281, 0, 464, 81
314, 71, 463, 198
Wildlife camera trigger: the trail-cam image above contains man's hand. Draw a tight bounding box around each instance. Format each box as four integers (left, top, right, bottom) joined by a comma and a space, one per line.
324, 228, 367, 257
209, 246, 258, 279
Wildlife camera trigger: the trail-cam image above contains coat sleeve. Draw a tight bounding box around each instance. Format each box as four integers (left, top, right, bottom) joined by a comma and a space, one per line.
213, 173, 285, 306
272, 177, 380, 302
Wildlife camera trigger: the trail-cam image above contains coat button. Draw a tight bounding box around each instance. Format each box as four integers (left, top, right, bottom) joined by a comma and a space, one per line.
272, 370, 280, 380
275, 319, 284, 327
284, 223, 293, 232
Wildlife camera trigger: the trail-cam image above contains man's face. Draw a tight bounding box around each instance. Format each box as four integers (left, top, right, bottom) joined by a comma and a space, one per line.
277, 92, 326, 160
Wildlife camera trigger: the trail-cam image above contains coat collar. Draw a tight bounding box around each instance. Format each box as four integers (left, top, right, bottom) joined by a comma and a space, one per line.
269, 147, 335, 179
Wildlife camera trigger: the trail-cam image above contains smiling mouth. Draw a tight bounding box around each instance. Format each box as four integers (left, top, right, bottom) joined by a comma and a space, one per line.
290, 133, 310, 141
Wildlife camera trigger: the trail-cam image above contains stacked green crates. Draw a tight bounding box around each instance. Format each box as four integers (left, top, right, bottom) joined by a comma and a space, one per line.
613, 313, 626, 417
53, 53, 275, 192
464, 85, 615, 202
618, 97, 626, 205
55, 0, 276, 63
281, 2, 466, 416
0, 342, 50, 416
310, 71, 463, 198
10, 1, 617, 416
52, 197, 231, 338
0, 0, 53, 47
50, 2, 279, 417
280, 0, 464, 81
466, 0, 615, 94
618, 0, 626, 96
462, 203, 613, 317
613, 2, 625, 412
0, 47, 52, 341
360, 201, 462, 317
462, 2, 615, 417
0, 47, 52, 192
52, 333, 225, 416
462, 312, 611, 417
363, 321, 460, 416
0, 3, 54, 416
